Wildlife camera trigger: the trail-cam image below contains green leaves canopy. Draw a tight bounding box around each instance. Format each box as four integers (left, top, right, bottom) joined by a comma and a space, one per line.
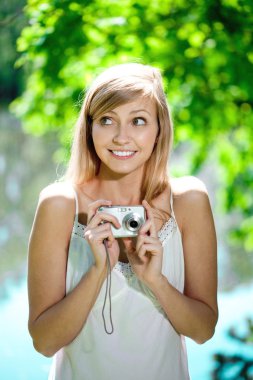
12, 0, 253, 250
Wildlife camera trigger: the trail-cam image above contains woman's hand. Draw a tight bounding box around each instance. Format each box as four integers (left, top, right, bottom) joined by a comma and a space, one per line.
84, 200, 120, 274
126, 200, 163, 286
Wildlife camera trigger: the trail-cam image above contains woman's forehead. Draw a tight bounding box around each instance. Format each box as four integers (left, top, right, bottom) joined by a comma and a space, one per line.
109, 98, 157, 114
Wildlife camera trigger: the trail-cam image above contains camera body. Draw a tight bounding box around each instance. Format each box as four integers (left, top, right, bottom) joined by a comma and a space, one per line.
98, 205, 146, 238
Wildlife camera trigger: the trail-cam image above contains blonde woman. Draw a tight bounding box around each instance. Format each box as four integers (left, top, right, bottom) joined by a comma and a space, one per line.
28, 63, 218, 380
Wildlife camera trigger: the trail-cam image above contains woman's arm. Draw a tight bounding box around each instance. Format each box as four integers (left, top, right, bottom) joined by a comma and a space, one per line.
28, 185, 107, 357
145, 177, 218, 344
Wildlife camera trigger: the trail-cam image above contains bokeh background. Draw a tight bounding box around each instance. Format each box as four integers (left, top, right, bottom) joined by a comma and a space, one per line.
0, 0, 253, 379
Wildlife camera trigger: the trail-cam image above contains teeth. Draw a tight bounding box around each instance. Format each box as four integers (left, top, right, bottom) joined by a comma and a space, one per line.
112, 150, 135, 157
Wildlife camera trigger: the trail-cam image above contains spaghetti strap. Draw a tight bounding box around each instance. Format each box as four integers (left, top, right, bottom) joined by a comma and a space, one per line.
170, 186, 176, 219
71, 185, 79, 223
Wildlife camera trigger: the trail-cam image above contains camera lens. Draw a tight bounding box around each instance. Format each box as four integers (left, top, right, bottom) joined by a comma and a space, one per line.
123, 213, 144, 233
129, 220, 139, 229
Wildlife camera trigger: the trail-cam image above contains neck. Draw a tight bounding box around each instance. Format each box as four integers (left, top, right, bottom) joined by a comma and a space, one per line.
90, 164, 145, 204
91, 176, 143, 205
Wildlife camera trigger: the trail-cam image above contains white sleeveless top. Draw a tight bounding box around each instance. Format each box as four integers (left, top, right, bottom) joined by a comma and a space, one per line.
49, 189, 190, 380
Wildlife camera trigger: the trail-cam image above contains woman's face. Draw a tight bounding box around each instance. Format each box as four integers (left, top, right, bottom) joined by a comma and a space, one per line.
92, 97, 159, 178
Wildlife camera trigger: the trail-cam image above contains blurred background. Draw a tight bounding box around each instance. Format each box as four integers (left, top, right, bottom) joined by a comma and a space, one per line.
0, 0, 253, 379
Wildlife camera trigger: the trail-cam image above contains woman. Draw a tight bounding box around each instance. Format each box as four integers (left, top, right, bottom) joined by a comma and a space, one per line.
28, 63, 218, 380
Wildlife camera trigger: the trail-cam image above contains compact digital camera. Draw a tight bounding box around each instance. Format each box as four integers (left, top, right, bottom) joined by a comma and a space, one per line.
98, 205, 146, 238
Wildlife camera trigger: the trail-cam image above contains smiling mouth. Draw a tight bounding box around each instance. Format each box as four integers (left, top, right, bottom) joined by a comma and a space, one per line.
109, 150, 137, 159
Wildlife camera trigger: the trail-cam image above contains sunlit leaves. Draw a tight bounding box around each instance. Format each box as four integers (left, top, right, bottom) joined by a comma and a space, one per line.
11, 0, 253, 251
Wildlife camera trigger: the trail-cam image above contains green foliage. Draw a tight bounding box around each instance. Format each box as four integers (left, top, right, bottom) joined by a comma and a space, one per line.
0, 0, 27, 101
11, 0, 253, 250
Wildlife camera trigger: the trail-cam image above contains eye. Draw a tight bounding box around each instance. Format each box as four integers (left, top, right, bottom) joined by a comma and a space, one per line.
100, 116, 113, 125
133, 117, 146, 126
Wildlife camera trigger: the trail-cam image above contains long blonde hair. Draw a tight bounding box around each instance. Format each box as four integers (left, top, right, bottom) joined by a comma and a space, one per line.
66, 63, 173, 204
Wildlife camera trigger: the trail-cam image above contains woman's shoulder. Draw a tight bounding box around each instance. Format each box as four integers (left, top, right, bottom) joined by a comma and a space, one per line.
31, 182, 77, 251
39, 181, 75, 200
170, 176, 210, 220
38, 181, 76, 214
170, 176, 208, 198
154, 176, 208, 213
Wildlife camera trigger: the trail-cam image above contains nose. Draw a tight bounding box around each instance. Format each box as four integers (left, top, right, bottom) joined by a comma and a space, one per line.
112, 123, 130, 145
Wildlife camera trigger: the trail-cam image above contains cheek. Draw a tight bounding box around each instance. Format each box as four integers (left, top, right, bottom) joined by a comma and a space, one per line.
91, 128, 104, 156
92, 126, 109, 147
91, 124, 101, 140
138, 129, 158, 148
92, 121, 115, 134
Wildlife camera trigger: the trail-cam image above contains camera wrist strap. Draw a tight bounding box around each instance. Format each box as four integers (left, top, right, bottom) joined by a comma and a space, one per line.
102, 239, 114, 334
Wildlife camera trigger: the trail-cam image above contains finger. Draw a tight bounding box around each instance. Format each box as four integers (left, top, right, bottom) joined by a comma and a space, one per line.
104, 238, 115, 249
142, 200, 157, 238
136, 234, 145, 252
138, 219, 152, 235
85, 222, 111, 235
137, 245, 149, 261
140, 235, 161, 245
85, 224, 115, 245
105, 240, 114, 249
136, 236, 161, 253
129, 243, 147, 263
87, 199, 112, 223
88, 212, 121, 229
138, 243, 161, 259
136, 237, 161, 258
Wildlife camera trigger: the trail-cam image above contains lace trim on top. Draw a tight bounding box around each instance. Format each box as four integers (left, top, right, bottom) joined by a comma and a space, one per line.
72, 218, 177, 279
72, 222, 85, 238
157, 217, 177, 244
114, 261, 134, 280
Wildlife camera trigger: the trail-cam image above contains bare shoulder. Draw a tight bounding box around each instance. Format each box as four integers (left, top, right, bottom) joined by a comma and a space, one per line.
29, 181, 76, 260
171, 176, 208, 197
35, 182, 76, 232
170, 176, 212, 230
38, 181, 76, 211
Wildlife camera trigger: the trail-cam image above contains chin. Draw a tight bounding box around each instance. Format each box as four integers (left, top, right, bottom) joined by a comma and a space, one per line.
101, 163, 144, 177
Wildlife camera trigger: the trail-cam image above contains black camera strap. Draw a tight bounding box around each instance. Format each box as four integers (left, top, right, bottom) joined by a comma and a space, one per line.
102, 239, 114, 334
